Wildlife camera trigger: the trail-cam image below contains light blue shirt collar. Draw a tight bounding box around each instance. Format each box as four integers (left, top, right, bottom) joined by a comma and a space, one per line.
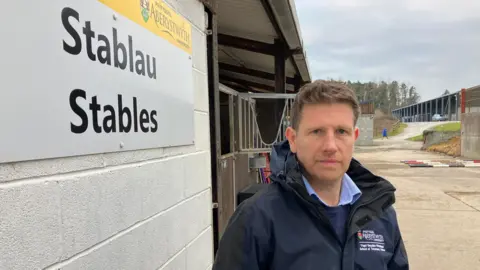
302, 174, 362, 207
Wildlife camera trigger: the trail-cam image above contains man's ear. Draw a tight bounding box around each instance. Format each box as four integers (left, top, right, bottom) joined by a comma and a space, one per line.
354, 127, 359, 141
285, 126, 297, 153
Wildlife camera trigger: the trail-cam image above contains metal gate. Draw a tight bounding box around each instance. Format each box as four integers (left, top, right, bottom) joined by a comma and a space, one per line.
237, 93, 296, 153
216, 84, 295, 236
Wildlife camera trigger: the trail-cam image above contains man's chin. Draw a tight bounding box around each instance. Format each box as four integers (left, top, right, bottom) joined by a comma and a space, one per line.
312, 172, 343, 183
318, 162, 340, 168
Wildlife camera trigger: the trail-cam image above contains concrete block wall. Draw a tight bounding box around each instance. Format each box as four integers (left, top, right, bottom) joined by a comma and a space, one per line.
355, 115, 374, 146
422, 130, 460, 149
0, 1, 213, 269
465, 106, 480, 113
461, 112, 480, 159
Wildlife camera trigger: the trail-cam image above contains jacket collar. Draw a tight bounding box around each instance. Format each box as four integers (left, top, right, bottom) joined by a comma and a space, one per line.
302, 173, 362, 206
269, 140, 396, 208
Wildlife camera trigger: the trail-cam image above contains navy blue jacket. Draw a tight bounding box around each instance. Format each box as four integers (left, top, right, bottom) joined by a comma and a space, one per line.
212, 140, 409, 270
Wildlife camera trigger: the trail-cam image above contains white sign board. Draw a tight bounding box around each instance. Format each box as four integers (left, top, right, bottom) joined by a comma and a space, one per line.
0, 0, 195, 163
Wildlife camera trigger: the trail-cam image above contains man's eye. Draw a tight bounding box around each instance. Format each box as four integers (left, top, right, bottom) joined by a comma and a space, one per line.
338, 129, 347, 134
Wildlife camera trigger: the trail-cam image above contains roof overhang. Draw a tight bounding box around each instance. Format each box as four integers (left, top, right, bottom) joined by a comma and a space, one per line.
393, 91, 460, 111
217, 0, 311, 93
267, 0, 311, 83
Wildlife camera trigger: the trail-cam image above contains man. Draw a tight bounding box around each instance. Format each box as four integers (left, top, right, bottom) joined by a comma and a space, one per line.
212, 80, 409, 270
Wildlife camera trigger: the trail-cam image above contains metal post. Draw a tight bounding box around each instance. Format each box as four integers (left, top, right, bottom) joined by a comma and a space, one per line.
428, 100, 433, 121
274, 38, 287, 139
455, 93, 459, 120
409, 106, 412, 122
421, 103, 423, 122
274, 39, 287, 94
204, 4, 221, 254
441, 97, 444, 115
229, 95, 235, 152
423, 103, 426, 122
417, 104, 420, 122
293, 75, 302, 91
239, 98, 244, 150
447, 95, 452, 121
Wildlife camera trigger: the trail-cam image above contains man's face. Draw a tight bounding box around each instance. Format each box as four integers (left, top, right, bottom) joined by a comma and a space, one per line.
286, 103, 359, 183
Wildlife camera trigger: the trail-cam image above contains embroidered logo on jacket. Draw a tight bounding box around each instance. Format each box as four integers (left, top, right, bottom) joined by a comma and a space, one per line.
357, 230, 385, 252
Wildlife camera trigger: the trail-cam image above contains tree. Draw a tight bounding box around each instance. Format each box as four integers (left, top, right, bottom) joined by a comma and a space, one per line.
328, 79, 422, 115
388, 81, 399, 109
408, 86, 420, 104
399, 83, 408, 106
376, 81, 389, 111
442, 89, 450, 96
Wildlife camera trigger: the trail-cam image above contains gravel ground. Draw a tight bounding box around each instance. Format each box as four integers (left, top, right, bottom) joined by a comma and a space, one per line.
354, 125, 480, 270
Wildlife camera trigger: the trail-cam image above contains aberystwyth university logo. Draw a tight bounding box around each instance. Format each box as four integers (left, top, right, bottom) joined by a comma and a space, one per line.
98, 0, 192, 55
357, 230, 386, 252
140, 0, 150, 22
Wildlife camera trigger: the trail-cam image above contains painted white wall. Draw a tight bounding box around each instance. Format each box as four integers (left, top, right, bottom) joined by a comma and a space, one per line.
0, 0, 213, 269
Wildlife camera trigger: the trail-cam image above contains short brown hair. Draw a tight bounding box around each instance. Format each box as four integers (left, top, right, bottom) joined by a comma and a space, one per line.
290, 80, 361, 129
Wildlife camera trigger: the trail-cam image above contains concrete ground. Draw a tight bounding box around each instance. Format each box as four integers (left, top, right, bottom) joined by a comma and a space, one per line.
355, 122, 480, 270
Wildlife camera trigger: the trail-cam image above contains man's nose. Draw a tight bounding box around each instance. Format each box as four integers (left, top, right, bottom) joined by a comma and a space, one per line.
322, 131, 338, 152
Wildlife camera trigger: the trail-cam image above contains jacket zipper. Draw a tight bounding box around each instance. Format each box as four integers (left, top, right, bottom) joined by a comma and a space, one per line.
287, 181, 345, 247
341, 189, 395, 270
276, 174, 395, 248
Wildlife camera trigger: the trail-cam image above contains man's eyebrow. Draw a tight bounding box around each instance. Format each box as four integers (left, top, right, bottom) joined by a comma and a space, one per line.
337, 125, 353, 130
305, 125, 353, 131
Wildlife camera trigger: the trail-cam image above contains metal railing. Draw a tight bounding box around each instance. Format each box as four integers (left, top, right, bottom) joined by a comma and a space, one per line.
390, 119, 400, 130
238, 93, 296, 153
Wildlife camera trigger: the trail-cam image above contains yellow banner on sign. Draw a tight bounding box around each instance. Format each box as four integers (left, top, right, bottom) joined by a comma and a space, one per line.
99, 0, 192, 55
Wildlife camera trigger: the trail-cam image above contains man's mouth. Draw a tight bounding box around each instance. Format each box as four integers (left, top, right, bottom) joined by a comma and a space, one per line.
319, 159, 339, 164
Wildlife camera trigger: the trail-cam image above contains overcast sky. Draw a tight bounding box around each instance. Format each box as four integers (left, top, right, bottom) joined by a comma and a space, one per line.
295, 0, 480, 101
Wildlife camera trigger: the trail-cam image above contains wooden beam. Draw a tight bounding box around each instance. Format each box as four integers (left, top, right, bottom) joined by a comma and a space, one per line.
220, 74, 275, 92
293, 74, 303, 91
219, 80, 273, 93
260, 0, 284, 44
219, 62, 296, 85
274, 39, 287, 94
272, 39, 287, 135
219, 75, 295, 93
260, 0, 302, 77
219, 80, 252, 93
218, 34, 276, 55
